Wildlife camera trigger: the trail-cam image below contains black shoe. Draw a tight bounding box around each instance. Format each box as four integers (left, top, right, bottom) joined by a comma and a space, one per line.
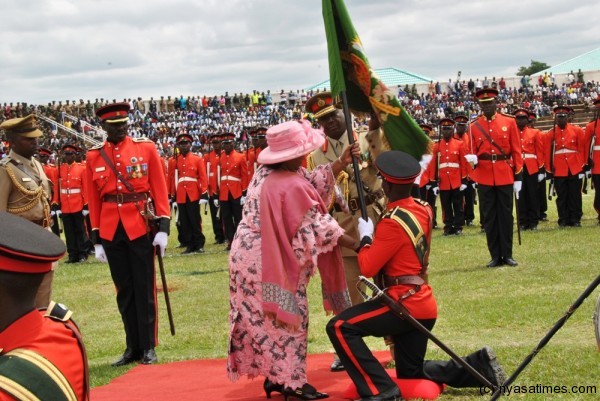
571, 222, 582, 227
454, 229, 463, 236
529, 224, 538, 231
77, 257, 88, 263
330, 359, 345, 372
466, 220, 474, 226
225, 244, 231, 251
486, 258, 502, 268
503, 257, 518, 267
111, 348, 141, 367
481, 347, 507, 387
283, 383, 328, 400
141, 348, 158, 365
264, 378, 284, 399
359, 386, 402, 401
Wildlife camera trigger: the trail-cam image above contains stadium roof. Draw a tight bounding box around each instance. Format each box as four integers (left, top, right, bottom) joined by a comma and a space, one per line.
306, 67, 433, 91
535, 47, 600, 75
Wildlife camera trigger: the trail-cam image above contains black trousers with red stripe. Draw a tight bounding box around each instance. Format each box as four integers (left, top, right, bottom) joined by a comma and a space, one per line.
326, 297, 494, 398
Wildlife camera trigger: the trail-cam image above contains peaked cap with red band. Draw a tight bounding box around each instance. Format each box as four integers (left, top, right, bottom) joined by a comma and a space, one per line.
439, 118, 455, 127
305, 92, 338, 119
513, 108, 529, 118
454, 115, 469, 124
176, 133, 193, 143
475, 88, 499, 102
96, 102, 130, 123
37, 147, 52, 156
375, 150, 420, 185
0, 212, 66, 274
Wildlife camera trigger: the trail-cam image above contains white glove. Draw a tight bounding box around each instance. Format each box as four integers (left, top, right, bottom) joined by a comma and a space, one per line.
425, 184, 431, 190
537, 173, 545, 182
432, 187, 439, 196
578, 173, 584, 180
213, 199, 219, 208
357, 217, 374, 239
464, 154, 478, 166
94, 244, 108, 263
240, 196, 246, 205
419, 154, 432, 170
513, 181, 522, 199
55, 210, 62, 217
199, 198, 209, 205
51, 210, 56, 216
460, 184, 467, 191
152, 231, 168, 257
472, 182, 478, 189
82, 209, 89, 217
585, 170, 592, 179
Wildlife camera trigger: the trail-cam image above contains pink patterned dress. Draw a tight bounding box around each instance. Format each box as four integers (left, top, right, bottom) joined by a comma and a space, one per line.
227, 164, 345, 389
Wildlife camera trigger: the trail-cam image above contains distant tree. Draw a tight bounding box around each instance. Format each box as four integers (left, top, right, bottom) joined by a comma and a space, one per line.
516, 60, 550, 76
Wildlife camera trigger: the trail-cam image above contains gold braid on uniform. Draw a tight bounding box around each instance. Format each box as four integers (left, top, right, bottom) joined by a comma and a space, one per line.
4, 165, 51, 222
328, 170, 350, 211
305, 153, 316, 172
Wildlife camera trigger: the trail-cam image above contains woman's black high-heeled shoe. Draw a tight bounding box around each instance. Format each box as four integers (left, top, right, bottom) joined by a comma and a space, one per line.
264, 378, 284, 399
283, 383, 329, 400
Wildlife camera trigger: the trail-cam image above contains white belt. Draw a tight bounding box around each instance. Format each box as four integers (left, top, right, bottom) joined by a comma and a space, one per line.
439, 162, 460, 169
60, 188, 81, 194
523, 153, 537, 159
178, 177, 198, 183
593, 146, 600, 151
208, 173, 215, 176
221, 175, 241, 182
554, 148, 577, 155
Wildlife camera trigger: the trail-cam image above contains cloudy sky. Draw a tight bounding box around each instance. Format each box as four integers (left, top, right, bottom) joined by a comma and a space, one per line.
1, 0, 598, 105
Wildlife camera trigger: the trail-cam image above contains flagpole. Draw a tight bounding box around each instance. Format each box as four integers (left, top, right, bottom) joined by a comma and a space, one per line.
340, 90, 368, 220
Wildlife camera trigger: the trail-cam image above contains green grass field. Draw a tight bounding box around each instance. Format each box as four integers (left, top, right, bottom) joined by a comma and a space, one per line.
53, 193, 599, 400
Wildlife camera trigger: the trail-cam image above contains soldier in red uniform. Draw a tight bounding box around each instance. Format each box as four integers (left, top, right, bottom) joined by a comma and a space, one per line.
218, 133, 248, 250
428, 118, 468, 235
203, 133, 225, 244
86, 102, 170, 366
528, 112, 549, 222
0, 211, 88, 401
246, 127, 268, 183
545, 106, 586, 227
418, 124, 438, 228
37, 148, 61, 236
453, 114, 476, 226
584, 97, 600, 223
514, 109, 545, 230
168, 133, 208, 254
53, 144, 90, 263
465, 88, 523, 267
326, 151, 506, 401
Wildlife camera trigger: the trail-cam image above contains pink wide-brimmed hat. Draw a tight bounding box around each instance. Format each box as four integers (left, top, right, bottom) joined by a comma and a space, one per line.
257, 120, 325, 164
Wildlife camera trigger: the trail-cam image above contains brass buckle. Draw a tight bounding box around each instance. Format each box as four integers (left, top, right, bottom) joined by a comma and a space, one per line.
349, 198, 359, 211
116, 193, 124, 204
491, 154, 497, 162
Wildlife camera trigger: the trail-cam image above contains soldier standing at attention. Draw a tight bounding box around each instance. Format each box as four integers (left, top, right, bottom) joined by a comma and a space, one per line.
584, 97, 600, 224
168, 133, 208, 254
203, 133, 226, 244
0, 114, 55, 308
86, 102, 170, 366
465, 88, 523, 268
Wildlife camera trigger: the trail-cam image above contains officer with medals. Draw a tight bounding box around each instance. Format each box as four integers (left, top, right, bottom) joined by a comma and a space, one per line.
0, 114, 54, 308
326, 151, 506, 401
86, 102, 170, 366
0, 211, 88, 401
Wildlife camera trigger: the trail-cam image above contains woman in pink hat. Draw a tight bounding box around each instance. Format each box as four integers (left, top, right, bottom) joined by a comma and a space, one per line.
227, 120, 360, 400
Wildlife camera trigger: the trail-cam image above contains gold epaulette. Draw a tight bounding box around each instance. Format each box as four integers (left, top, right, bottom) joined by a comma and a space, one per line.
305, 153, 315, 172
132, 137, 154, 143
414, 198, 430, 208
501, 112, 515, 119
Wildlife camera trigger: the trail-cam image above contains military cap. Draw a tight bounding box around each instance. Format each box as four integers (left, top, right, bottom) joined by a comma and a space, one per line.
375, 150, 420, 185
439, 118, 455, 127
0, 211, 66, 274
528, 111, 537, 120
419, 123, 433, 133
513, 108, 529, 118
553, 105, 570, 115
221, 133, 235, 143
475, 88, 499, 102
209, 133, 222, 142
454, 115, 469, 124
61, 144, 78, 154
96, 102, 130, 123
37, 147, 53, 156
254, 126, 268, 138
305, 92, 338, 119
176, 133, 193, 143
0, 114, 43, 138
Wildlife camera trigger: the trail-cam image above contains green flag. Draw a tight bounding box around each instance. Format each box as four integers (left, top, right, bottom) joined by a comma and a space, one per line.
322, 0, 431, 159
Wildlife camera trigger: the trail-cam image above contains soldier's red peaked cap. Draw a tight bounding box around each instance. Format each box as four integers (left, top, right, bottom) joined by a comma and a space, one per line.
96, 102, 130, 123
375, 150, 420, 185
62, 144, 78, 153
475, 88, 499, 102
419, 124, 433, 133
0, 212, 65, 274
528, 111, 537, 120
176, 133, 193, 143
514, 108, 529, 118
553, 105, 570, 115
439, 118, 455, 127
221, 133, 235, 142
38, 147, 52, 156
454, 115, 469, 123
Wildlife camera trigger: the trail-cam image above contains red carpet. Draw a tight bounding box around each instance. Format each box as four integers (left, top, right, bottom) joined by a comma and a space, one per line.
91, 351, 391, 401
